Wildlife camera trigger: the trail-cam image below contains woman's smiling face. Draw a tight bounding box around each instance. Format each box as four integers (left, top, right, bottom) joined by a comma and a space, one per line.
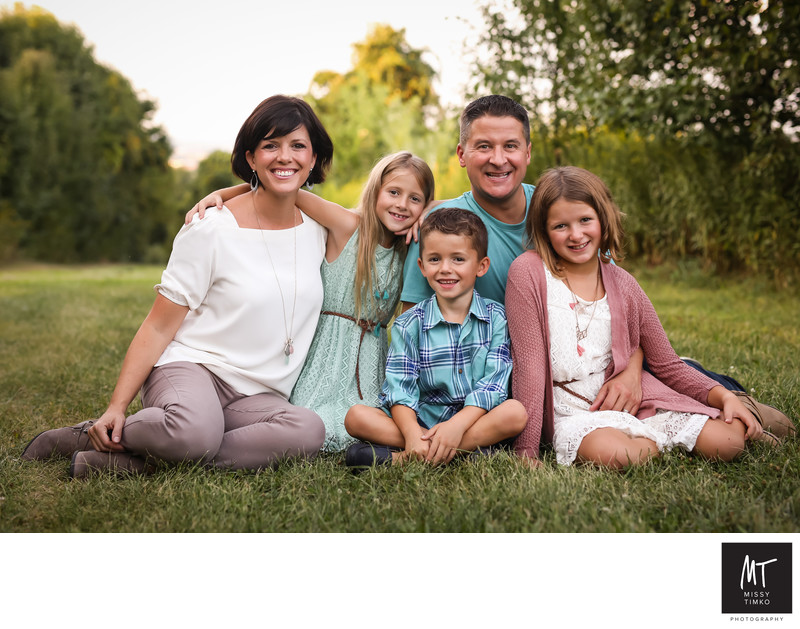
246, 125, 316, 195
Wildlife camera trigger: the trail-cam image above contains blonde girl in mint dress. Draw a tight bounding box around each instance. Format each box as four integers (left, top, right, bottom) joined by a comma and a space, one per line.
290, 152, 434, 451
193, 152, 435, 452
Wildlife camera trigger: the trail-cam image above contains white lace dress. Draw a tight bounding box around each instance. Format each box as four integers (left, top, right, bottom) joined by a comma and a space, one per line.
545, 268, 709, 466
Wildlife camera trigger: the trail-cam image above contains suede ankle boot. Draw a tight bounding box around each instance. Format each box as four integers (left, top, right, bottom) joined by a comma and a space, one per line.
732, 391, 796, 440
69, 450, 151, 479
21, 421, 95, 461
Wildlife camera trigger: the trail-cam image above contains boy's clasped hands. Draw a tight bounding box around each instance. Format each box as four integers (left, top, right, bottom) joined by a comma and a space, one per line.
398, 407, 484, 465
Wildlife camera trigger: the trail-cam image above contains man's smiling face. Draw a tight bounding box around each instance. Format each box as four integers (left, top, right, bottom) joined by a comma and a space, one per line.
456, 115, 531, 209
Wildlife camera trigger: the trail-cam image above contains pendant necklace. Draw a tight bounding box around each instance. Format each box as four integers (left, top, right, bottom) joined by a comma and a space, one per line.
563, 265, 601, 357
253, 192, 297, 362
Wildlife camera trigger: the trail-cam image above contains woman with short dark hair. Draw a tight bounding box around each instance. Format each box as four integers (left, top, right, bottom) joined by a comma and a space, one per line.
22, 95, 334, 477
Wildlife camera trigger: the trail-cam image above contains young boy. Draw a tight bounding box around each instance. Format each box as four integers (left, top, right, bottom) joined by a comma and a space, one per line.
344, 207, 527, 467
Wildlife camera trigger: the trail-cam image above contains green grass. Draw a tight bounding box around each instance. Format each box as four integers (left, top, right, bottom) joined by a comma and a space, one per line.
1, 263, 798, 533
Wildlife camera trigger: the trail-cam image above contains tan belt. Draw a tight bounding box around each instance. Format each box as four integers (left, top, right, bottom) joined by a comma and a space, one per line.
321, 311, 387, 399
553, 378, 594, 406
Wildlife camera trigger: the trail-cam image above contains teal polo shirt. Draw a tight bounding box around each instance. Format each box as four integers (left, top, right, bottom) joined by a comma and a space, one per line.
400, 183, 535, 305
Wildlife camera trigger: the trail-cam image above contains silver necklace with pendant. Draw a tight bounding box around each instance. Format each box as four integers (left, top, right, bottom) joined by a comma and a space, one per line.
253, 192, 297, 362
563, 265, 601, 357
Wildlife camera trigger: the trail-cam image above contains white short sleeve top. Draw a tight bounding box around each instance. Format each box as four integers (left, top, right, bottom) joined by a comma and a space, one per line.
155, 206, 326, 398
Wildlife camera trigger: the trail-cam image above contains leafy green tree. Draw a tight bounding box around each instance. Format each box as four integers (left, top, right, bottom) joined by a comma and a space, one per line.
475, 0, 799, 149
351, 24, 437, 107
177, 150, 240, 212
305, 24, 445, 202
312, 25, 436, 107
0, 4, 176, 262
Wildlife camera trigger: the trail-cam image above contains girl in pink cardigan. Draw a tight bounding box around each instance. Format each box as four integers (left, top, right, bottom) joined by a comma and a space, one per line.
506, 166, 762, 468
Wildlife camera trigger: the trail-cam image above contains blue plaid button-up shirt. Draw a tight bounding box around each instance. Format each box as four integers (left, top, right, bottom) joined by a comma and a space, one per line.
378, 291, 512, 429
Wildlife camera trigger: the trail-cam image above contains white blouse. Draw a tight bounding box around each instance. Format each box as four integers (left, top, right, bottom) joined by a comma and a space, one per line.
545, 266, 613, 415
155, 206, 326, 398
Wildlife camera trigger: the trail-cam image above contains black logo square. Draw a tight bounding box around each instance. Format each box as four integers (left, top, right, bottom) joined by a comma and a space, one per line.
722, 543, 792, 614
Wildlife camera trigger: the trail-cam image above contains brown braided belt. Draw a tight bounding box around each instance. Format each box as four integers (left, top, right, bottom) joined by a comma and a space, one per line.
321, 311, 387, 399
553, 378, 594, 406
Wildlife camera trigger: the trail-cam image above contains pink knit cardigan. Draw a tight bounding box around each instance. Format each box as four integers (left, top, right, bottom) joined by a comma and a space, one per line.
506, 251, 721, 459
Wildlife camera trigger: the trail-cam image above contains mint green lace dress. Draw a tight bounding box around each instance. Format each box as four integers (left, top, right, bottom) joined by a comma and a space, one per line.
290, 230, 402, 452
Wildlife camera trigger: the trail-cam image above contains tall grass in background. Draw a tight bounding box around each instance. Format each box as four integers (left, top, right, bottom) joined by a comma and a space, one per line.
526, 128, 800, 287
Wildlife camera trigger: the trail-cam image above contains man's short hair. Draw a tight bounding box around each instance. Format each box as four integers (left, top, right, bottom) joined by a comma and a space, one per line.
459, 95, 530, 145
419, 208, 489, 260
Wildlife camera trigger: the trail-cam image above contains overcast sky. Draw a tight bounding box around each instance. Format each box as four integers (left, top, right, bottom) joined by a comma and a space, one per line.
11, 0, 487, 167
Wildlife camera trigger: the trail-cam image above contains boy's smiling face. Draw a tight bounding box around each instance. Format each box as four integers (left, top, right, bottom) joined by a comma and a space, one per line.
418, 231, 490, 305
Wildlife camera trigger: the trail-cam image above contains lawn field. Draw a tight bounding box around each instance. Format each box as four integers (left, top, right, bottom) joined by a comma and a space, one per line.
1, 263, 798, 534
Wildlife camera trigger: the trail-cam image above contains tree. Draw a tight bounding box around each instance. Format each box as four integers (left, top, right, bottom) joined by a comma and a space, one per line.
0, 4, 176, 262
474, 0, 799, 149
350, 24, 437, 107
305, 25, 443, 199
312, 25, 437, 107
177, 150, 240, 212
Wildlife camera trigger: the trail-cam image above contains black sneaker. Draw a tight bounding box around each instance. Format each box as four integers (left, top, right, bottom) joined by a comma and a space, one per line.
345, 442, 396, 469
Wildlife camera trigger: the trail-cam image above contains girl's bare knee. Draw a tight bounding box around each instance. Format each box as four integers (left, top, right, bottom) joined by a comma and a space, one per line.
698, 437, 745, 462
578, 438, 657, 470
609, 443, 655, 468
577, 443, 625, 469
505, 399, 529, 435
344, 405, 368, 438
579, 451, 626, 470
696, 419, 746, 461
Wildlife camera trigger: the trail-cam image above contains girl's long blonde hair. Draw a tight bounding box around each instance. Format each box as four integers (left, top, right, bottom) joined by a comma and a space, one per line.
354, 152, 435, 320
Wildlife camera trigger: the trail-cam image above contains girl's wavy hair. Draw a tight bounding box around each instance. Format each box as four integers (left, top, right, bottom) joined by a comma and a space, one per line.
526, 166, 624, 277
354, 151, 435, 320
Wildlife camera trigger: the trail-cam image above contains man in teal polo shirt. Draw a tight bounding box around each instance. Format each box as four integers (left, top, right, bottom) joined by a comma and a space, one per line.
401, 95, 533, 307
